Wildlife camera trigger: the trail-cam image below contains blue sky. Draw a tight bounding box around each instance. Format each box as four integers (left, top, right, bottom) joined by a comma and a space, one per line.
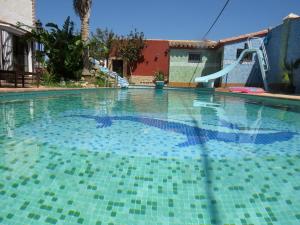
36, 0, 300, 40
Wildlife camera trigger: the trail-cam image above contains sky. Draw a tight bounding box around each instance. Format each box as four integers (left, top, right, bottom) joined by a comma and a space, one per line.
36, 0, 300, 41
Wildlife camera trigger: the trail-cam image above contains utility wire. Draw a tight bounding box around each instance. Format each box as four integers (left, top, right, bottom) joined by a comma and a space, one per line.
202, 0, 230, 39
189, 0, 230, 84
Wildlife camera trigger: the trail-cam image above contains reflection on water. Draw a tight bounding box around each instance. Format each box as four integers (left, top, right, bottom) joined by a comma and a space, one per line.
0, 89, 299, 139
1, 104, 15, 137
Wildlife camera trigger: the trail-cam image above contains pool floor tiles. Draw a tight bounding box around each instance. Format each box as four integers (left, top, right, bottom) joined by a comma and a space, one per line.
0, 142, 299, 225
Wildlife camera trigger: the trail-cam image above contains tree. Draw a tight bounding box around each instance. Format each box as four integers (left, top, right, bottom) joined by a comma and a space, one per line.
89, 28, 117, 65
116, 29, 145, 76
26, 17, 84, 80
73, 0, 92, 75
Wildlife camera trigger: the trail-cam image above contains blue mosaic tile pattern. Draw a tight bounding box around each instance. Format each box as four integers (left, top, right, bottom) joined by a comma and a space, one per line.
66, 115, 297, 147
0, 88, 299, 225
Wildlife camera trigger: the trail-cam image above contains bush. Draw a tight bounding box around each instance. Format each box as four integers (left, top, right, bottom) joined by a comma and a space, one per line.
41, 72, 84, 88
94, 71, 107, 87
94, 77, 106, 87
40, 72, 57, 86
153, 71, 165, 82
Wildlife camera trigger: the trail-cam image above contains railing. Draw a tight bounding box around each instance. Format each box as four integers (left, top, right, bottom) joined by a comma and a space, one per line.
0, 70, 40, 88
247, 37, 270, 71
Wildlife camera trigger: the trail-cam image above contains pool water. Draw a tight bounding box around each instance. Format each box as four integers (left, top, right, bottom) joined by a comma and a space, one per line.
0, 89, 299, 225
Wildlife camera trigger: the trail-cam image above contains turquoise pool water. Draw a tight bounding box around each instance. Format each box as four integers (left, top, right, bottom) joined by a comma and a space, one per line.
0, 88, 299, 225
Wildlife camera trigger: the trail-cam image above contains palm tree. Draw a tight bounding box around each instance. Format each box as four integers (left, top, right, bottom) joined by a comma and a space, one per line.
73, 0, 92, 75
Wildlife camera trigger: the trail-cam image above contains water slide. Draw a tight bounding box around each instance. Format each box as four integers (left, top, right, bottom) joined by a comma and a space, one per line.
91, 59, 129, 88
195, 39, 269, 91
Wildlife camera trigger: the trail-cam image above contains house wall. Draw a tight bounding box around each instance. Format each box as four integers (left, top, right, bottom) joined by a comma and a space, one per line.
220, 18, 300, 93
288, 19, 300, 93
130, 40, 169, 85
0, 0, 35, 28
265, 25, 282, 86
169, 48, 221, 87
0, 0, 35, 72
220, 39, 264, 87
266, 18, 300, 92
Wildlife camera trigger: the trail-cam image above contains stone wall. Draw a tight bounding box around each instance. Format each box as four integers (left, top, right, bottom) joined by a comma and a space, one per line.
130, 75, 154, 86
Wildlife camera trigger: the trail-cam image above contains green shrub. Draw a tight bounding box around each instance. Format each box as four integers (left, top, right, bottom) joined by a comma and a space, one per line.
94, 77, 106, 87
41, 72, 84, 88
153, 71, 165, 82
40, 72, 57, 86
26, 17, 84, 81
93, 70, 108, 87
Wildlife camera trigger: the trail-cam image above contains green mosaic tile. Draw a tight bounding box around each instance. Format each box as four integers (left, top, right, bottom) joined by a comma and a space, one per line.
6, 213, 14, 219
45, 217, 58, 224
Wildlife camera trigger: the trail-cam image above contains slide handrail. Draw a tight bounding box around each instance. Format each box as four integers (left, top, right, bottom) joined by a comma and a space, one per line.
247, 37, 269, 71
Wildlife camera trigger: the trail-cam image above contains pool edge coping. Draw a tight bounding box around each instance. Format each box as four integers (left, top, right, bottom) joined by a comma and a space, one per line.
0, 86, 300, 103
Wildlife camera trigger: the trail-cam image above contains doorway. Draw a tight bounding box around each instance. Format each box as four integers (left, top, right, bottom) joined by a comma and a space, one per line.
112, 60, 123, 77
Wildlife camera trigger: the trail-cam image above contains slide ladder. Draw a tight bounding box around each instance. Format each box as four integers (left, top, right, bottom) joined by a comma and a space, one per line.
195, 37, 269, 91
247, 37, 269, 71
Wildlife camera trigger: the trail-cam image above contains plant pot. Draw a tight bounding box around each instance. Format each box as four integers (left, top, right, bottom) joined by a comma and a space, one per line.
155, 81, 165, 89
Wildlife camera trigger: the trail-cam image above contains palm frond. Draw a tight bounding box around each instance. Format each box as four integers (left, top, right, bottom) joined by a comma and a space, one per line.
46, 23, 60, 31
73, 0, 92, 18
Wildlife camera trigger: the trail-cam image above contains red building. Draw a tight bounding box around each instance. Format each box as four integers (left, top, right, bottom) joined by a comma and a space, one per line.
110, 40, 169, 85
131, 40, 169, 85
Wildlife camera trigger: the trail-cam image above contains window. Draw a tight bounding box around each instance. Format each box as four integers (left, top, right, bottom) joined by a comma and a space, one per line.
236, 48, 253, 62
188, 53, 202, 63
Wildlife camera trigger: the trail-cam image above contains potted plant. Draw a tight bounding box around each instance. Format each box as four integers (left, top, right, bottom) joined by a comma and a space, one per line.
153, 71, 165, 89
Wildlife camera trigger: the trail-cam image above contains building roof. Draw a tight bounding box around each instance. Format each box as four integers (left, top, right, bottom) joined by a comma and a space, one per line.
169, 40, 218, 49
218, 29, 269, 45
167, 29, 269, 49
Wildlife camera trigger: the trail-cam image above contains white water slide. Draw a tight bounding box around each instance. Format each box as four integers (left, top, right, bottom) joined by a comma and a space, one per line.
195, 37, 269, 91
91, 59, 129, 88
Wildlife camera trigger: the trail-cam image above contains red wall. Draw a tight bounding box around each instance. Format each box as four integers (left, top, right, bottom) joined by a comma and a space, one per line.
132, 40, 169, 76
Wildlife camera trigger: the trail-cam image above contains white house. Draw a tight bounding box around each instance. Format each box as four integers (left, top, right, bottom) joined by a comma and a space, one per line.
0, 0, 35, 73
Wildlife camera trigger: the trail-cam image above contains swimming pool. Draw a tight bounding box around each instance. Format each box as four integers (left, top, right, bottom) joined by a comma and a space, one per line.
0, 88, 299, 225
